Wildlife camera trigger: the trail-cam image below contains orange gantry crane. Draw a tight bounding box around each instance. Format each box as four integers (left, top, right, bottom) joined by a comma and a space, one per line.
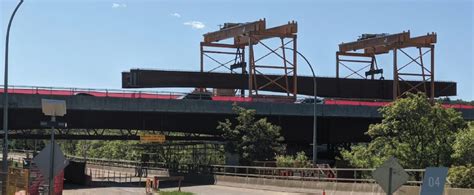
336, 31, 437, 101
200, 19, 298, 101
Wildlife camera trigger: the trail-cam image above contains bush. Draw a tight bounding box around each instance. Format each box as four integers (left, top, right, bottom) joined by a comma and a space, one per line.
448, 164, 474, 188
275, 155, 294, 167
294, 151, 312, 168
276, 151, 311, 168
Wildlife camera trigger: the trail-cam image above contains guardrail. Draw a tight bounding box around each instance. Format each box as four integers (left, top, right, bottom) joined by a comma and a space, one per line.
208, 165, 425, 185
59, 156, 428, 185
0, 85, 184, 99
66, 155, 168, 171
2, 152, 432, 186
1, 85, 474, 109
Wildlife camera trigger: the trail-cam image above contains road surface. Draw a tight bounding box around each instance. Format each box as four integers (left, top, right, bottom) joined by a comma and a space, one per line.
63, 184, 315, 195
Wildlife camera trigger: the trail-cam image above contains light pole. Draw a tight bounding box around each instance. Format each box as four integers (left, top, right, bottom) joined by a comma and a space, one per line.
284, 47, 318, 165
3, 0, 24, 186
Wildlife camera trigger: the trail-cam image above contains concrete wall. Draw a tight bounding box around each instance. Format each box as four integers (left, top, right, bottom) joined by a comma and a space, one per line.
214, 175, 474, 195
1, 93, 383, 118
3, 93, 473, 119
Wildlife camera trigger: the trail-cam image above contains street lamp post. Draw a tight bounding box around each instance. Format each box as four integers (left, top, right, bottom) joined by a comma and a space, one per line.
3, 0, 24, 188
284, 47, 318, 165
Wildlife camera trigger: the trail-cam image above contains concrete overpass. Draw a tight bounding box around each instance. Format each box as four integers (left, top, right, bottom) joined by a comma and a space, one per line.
1, 92, 472, 145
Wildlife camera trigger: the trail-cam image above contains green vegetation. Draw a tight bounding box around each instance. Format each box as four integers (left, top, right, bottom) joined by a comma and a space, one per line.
448, 122, 474, 188
451, 122, 474, 164
9, 131, 225, 166
448, 164, 474, 188
158, 191, 194, 195
340, 93, 474, 188
341, 93, 467, 168
437, 97, 474, 106
218, 104, 285, 165
73, 140, 140, 160
61, 138, 224, 165
276, 151, 312, 167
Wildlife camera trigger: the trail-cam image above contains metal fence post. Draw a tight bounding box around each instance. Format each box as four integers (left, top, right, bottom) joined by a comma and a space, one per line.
138, 175, 141, 187
246, 167, 249, 184
354, 170, 356, 183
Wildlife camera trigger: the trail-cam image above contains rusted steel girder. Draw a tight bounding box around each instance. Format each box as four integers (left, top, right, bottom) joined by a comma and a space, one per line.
234, 22, 298, 45
121, 69, 456, 99
364, 33, 437, 54
203, 19, 266, 43
339, 32, 410, 52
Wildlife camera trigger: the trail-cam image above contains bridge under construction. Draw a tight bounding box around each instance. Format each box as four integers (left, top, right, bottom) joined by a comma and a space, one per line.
1, 19, 471, 161
123, 19, 454, 102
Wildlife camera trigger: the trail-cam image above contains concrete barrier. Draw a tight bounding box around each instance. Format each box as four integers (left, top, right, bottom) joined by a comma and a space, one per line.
213, 175, 474, 195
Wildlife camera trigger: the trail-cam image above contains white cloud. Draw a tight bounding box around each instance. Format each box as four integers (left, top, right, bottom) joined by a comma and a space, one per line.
112, 3, 127, 8
171, 13, 181, 18
184, 21, 205, 29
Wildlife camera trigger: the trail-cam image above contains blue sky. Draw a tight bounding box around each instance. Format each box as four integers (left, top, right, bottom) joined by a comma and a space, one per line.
1, 0, 473, 100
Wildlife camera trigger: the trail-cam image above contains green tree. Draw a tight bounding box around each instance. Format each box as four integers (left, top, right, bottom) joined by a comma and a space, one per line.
218, 105, 285, 165
74, 140, 140, 160
341, 93, 466, 169
448, 122, 474, 188
452, 122, 474, 165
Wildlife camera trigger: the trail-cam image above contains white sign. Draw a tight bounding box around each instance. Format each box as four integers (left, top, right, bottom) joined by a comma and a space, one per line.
41, 99, 66, 116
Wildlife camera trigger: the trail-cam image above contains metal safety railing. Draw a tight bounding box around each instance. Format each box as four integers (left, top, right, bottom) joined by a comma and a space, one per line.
207, 165, 425, 185
2, 85, 474, 108
0, 85, 185, 100
59, 159, 427, 185
66, 155, 168, 171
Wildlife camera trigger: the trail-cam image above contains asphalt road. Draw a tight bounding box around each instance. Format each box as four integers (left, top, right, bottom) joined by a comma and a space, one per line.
63, 184, 315, 195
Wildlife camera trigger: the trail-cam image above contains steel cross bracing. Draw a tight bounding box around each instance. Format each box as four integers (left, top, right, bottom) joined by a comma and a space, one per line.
337, 31, 437, 101
201, 19, 298, 100
1, 129, 222, 141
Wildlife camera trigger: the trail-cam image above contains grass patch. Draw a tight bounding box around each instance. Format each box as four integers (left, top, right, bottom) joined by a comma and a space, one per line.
158, 191, 193, 195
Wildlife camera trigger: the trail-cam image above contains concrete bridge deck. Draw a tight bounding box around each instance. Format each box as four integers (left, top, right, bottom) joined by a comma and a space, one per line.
0, 93, 472, 144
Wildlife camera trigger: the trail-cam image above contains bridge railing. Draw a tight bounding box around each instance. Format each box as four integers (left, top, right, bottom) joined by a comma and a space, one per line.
207, 165, 425, 185
2, 85, 474, 109
0, 85, 185, 99
66, 155, 168, 171
62, 160, 425, 185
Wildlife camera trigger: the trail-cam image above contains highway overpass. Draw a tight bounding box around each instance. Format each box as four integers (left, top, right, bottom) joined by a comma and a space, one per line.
0, 89, 472, 144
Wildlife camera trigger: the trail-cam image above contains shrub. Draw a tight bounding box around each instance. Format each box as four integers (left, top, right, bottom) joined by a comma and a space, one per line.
276, 151, 311, 167
448, 164, 474, 188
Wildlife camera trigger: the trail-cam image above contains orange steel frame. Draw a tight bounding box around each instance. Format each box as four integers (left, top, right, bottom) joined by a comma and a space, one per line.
200, 19, 298, 99
337, 31, 437, 101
